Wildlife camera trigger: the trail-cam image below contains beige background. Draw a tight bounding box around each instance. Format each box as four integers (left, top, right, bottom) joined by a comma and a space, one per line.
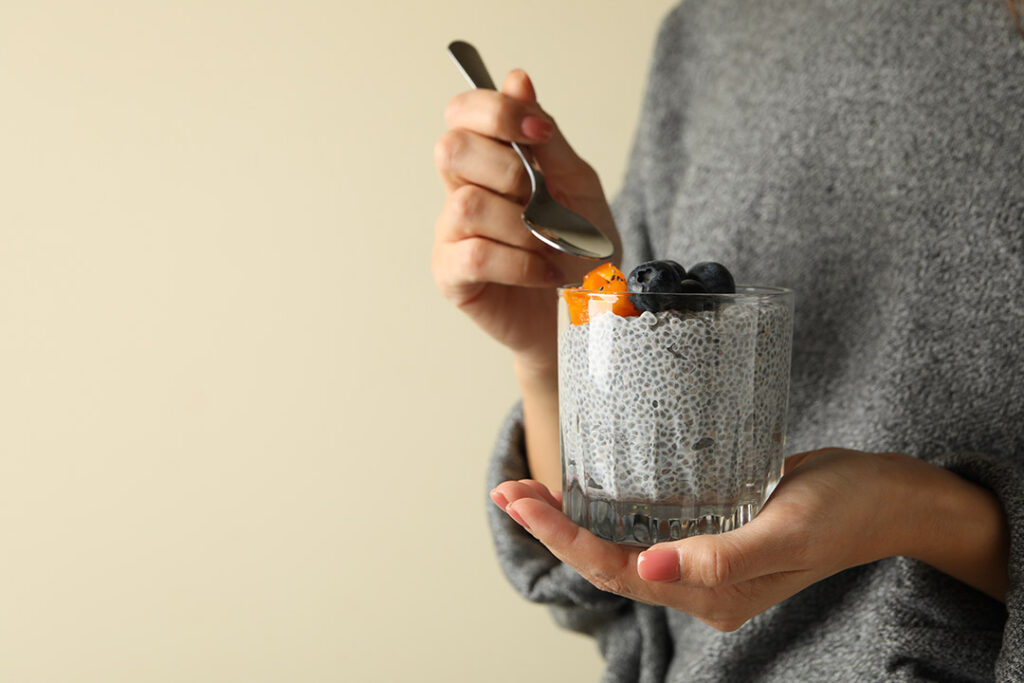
0, 1, 678, 681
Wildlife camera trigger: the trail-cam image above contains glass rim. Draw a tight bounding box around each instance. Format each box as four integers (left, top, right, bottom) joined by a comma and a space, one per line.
557, 284, 792, 299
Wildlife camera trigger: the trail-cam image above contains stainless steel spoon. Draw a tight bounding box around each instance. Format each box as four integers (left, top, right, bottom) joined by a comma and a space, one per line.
447, 40, 615, 261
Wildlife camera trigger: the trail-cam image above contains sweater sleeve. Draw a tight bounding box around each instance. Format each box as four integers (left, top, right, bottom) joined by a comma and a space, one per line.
931, 450, 1024, 681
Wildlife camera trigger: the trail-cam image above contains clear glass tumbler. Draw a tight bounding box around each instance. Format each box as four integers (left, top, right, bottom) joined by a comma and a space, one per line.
558, 286, 794, 546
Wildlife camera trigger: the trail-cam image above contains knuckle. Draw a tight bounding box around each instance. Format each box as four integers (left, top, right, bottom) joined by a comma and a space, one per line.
583, 551, 634, 597
587, 570, 627, 596
458, 239, 488, 280
450, 184, 484, 221
694, 544, 731, 587
435, 205, 462, 242
553, 518, 584, 552
524, 257, 540, 284
504, 155, 528, 194
443, 95, 463, 128
434, 129, 465, 174
496, 100, 523, 136
516, 251, 536, 283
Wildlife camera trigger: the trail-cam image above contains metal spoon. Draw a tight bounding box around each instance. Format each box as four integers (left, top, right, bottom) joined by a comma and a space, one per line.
447, 40, 615, 261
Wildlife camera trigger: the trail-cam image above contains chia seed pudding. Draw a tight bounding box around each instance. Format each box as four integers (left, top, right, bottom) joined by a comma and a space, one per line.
558, 287, 793, 546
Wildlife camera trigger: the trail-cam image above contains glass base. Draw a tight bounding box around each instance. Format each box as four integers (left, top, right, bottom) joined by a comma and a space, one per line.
563, 481, 774, 547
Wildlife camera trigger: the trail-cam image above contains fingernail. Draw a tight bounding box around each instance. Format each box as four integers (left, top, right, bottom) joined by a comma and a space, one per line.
506, 502, 530, 531
637, 548, 681, 582
521, 115, 553, 141
545, 264, 566, 284
490, 489, 509, 509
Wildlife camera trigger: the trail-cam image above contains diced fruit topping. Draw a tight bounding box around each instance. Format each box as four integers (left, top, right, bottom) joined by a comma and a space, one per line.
564, 262, 639, 324
687, 261, 736, 294
564, 258, 736, 324
582, 262, 628, 291
563, 288, 591, 325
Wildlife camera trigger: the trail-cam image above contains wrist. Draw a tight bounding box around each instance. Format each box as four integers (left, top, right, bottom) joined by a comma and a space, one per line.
513, 352, 557, 389
896, 454, 1009, 601
513, 353, 561, 493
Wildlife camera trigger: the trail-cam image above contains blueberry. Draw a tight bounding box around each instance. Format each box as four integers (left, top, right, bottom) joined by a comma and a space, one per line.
664, 260, 688, 282
627, 260, 685, 312
679, 278, 709, 293
687, 262, 735, 294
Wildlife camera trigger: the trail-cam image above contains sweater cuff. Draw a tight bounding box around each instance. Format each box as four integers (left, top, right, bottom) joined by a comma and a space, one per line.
931, 450, 1024, 681
485, 402, 630, 611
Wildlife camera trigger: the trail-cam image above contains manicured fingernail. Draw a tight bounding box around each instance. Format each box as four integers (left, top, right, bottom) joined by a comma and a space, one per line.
505, 503, 530, 531
637, 548, 681, 582
545, 264, 566, 284
521, 115, 553, 141
490, 489, 509, 509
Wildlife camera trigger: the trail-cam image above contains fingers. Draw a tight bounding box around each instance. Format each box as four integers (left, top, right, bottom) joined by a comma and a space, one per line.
490, 480, 644, 597
442, 70, 589, 182
501, 68, 537, 106
434, 129, 532, 201
520, 479, 563, 507
433, 233, 563, 299
433, 185, 565, 301
444, 88, 554, 145
490, 479, 561, 510
435, 185, 536, 250
635, 452, 841, 588
490, 480, 818, 632
500, 69, 589, 180
505, 496, 648, 599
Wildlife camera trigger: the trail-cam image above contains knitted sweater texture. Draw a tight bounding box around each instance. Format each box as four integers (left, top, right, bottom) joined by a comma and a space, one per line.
485, 1, 1024, 681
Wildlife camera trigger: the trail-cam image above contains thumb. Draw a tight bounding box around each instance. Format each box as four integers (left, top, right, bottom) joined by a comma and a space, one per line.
501, 67, 538, 105
501, 69, 585, 177
637, 521, 806, 587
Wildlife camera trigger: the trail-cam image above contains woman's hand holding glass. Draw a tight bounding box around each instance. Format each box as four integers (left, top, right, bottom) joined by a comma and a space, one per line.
491, 448, 1009, 631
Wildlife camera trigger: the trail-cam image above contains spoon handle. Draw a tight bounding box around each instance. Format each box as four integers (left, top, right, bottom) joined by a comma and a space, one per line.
447, 40, 537, 191
447, 41, 497, 90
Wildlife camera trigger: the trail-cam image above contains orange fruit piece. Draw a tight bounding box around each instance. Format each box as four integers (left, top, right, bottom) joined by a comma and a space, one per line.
564, 263, 639, 324
582, 262, 628, 291
563, 287, 590, 325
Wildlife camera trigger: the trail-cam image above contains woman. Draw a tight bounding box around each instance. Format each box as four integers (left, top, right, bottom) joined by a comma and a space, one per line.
432, 1, 1023, 679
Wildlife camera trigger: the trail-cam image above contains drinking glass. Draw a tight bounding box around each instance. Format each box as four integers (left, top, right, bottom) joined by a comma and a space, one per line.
558, 286, 794, 546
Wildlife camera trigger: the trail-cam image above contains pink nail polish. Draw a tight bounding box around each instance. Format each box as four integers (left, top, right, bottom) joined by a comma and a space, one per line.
506, 503, 530, 530
521, 115, 553, 141
637, 549, 681, 582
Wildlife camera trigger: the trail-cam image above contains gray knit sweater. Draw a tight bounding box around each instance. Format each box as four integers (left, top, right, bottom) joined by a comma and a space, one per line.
485, 1, 1024, 681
